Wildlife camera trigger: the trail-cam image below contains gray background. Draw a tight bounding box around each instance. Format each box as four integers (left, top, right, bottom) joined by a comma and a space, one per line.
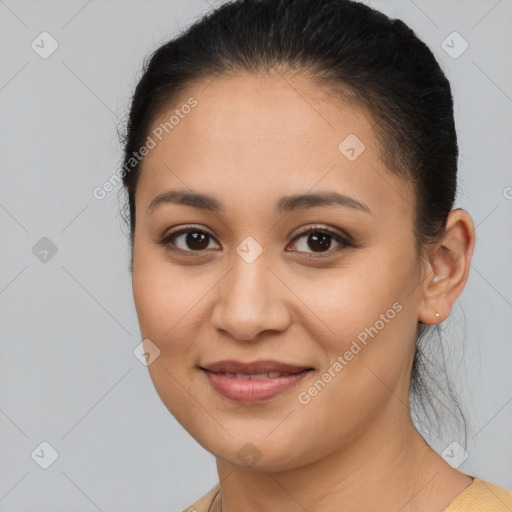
1, 0, 511, 510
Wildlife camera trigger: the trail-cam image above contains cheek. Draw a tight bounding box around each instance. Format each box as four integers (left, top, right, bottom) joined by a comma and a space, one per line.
131, 248, 218, 362
293, 255, 409, 349
132, 242, 181, 331
292, 248, 417, 411
131, 254, 209, 426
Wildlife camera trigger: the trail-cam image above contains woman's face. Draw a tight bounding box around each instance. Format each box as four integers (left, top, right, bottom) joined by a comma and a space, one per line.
131, 72, 427, 470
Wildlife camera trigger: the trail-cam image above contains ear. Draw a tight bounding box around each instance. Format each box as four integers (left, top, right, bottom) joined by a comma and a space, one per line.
417, 209, 476, 325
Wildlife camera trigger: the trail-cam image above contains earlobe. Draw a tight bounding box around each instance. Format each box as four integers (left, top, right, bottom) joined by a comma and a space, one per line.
417, 209, 476, 325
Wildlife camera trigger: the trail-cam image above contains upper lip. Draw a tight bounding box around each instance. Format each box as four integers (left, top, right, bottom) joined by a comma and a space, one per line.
200, 360, 314, 374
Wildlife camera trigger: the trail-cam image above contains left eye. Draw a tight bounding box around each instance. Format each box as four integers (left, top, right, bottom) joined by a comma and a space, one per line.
287, 228, 350, 255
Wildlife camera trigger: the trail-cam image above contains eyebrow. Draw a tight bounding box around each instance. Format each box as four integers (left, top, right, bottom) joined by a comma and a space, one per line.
148, 189, 372, 215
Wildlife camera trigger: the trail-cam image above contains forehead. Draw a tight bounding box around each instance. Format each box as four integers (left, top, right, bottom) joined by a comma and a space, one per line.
150, 71, 370, 154
136, 71, 414, 221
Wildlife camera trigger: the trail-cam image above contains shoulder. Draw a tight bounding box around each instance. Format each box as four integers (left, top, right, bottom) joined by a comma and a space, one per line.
181, 478, 512, 512
181, 483, 220, 512
444, 477, 512, 511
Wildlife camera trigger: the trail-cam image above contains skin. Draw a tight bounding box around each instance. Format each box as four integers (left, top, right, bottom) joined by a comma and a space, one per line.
131, 71, 476, 512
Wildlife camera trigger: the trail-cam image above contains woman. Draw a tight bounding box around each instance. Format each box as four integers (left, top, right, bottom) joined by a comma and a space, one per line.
119, 0, 512, 510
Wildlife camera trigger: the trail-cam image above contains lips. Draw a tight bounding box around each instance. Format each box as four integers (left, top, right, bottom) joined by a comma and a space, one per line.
200, 367, 313, 403
199, 360, 315, 403
200, 359, 314, 375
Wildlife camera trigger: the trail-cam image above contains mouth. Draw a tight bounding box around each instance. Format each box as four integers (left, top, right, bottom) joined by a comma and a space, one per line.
198, 361, 314, 403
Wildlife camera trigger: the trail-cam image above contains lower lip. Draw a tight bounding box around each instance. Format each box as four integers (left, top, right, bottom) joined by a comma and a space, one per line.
201, 369, 313, 404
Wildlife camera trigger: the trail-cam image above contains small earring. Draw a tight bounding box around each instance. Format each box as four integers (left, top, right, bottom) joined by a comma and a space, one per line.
435, 312, 440, 318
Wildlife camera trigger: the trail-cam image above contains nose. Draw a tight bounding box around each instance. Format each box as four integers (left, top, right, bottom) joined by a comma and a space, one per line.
210, 252, 291, 342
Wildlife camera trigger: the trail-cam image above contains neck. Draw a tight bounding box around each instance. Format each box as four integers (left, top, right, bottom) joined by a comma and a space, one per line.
212, 405, 470, 512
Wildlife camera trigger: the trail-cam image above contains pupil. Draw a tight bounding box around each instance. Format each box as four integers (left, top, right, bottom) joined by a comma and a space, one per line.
187, 232, 209, 250
308, 233, 331, 252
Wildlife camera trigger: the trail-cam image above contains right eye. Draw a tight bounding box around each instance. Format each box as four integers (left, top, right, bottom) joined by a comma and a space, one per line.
158, 226, 221, 254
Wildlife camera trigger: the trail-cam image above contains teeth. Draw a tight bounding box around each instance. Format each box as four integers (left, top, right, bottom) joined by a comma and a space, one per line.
223, 371, 284, 379
252, 373, 271, 379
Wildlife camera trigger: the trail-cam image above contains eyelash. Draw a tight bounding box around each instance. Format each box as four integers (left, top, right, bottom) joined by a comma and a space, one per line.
157, 224, 352, 258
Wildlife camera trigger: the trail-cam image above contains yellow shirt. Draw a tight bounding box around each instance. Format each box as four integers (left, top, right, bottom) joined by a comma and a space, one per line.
182, 477, 512, 512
